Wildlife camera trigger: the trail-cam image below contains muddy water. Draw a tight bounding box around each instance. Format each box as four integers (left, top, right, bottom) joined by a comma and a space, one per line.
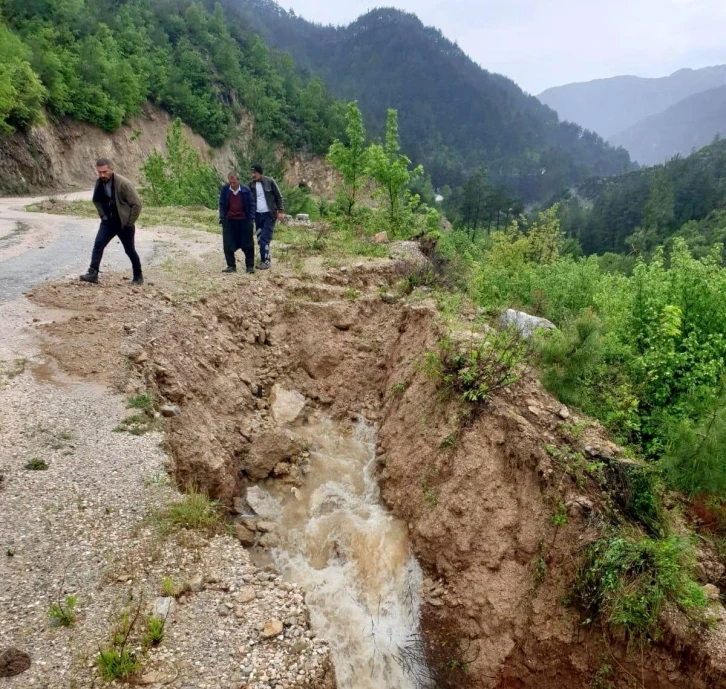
257, 418, 431, 689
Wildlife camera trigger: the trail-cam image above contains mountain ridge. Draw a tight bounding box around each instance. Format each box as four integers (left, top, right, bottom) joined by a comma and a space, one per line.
221, 1, 633, 200
538, 65, 726, 140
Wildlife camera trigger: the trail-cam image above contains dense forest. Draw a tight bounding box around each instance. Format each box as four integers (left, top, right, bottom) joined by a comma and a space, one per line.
0, 0, 344, 153
223, 1, 634, 200
570, 138, 726, 256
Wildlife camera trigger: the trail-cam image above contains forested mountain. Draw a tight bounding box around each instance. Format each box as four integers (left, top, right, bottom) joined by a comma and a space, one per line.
539, 66, 726, 140
570, 138, 726, 255
222, 1, 633, 199
0, 0, 344, 153
609, 86, 726, 166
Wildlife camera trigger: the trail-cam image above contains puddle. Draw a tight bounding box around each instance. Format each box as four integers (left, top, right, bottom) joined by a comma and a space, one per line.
253, 418, 432, 689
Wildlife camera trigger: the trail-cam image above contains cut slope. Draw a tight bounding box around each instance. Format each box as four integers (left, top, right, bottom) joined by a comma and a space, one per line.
609, 85, 726, 165
539, 65, 726, 140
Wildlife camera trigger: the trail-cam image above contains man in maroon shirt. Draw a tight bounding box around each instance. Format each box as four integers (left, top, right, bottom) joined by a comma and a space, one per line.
219, 171, 256, 273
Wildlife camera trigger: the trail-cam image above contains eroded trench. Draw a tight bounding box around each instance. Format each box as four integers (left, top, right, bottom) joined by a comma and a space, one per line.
140, 265, 438, 689
130, 261, 723, 689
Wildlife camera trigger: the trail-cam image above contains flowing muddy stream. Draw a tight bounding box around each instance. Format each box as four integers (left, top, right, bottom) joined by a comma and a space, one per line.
250, 417, 431, 689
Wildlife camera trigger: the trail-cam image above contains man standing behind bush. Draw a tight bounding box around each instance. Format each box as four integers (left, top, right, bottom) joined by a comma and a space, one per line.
249, 164, 284, 270
219, 172, 256, 274
80, 158, 143, 285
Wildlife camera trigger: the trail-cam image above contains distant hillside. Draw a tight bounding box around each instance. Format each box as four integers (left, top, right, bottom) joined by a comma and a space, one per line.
539, 66, 726, 140
573, 137, 726, 255
222, 0, 633, 200
609, 85, 726, 165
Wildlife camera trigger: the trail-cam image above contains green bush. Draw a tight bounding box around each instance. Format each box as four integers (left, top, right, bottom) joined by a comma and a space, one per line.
574, 532, 707, 642
427, 328, 530, 408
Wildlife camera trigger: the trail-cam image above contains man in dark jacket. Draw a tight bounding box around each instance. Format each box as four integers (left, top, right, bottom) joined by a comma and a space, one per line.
219, 171, 256, 274
249, 164, 284, 270
80, 158, 143, 285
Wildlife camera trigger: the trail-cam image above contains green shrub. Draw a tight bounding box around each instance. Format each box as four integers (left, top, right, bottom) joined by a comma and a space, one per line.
429, 328, 530, 408
574, 532, 707, 642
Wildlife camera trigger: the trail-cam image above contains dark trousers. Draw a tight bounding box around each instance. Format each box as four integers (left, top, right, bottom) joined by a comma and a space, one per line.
223, 218, 254, 269
90, 220, 142, 277
255, 212, 276, 264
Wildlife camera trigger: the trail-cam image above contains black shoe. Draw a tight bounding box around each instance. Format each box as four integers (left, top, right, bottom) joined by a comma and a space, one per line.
131, 275, 144, 285
256, 261, 271, 271
80, 269, 99, 284
246, 268, 255, 274
222, 266, 237, 273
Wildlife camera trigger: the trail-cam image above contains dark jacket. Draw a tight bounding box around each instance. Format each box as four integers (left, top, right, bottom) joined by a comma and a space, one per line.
249, 176, 284, 215
92, 174, 142, 228
219, 183, 255, 223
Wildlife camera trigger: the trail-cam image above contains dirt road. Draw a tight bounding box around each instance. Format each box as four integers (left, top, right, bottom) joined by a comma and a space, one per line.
0, 191, 169, 303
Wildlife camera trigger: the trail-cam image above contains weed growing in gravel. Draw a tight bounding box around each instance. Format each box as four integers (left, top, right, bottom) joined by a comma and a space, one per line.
160, 576, 191, 599
153, 486, 225, 535
127, 393, 156, 413
113, 413, 155, 436
143, 616, 166, 647
48, 595, 77, 627
25, 457, 48, 470
161, 576, 176, 598
439, 432, 458, 450
574, 531, 708, 642
96, 647, 140, 681
97, 605, 144, 681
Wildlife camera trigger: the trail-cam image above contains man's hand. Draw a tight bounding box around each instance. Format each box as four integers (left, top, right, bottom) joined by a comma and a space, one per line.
277, 211, 284, 220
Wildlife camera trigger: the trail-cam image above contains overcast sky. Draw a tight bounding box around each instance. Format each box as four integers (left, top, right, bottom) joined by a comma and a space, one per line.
282, 0, 726, 94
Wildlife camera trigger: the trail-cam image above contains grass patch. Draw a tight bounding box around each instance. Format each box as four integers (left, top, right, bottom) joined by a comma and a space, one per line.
96, 604, 145, 681
160, 575, 191, 600
574, 532, 708, 643
113, 413, 157, 436
389, 381, 408, 398
127, 393, 155, 413
48, 595, 77, 627
143, 616, 166, 648
25, 457, 48, 470
26, 199, 220, 233
152, 486, 226, 535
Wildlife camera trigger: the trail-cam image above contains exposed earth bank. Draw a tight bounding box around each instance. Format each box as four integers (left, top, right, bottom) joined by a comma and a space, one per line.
23, 243, 726, 688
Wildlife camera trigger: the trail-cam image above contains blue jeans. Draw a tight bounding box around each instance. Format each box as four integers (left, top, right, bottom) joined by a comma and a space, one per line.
255, 212, 276, 264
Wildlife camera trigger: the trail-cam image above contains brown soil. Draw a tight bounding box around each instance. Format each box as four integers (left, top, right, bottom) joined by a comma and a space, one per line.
28, 253, 726, 689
